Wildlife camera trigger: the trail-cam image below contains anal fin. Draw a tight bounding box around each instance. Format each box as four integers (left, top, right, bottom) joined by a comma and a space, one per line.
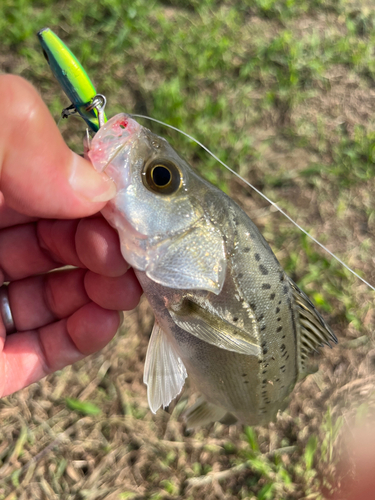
183, 397, 227, 429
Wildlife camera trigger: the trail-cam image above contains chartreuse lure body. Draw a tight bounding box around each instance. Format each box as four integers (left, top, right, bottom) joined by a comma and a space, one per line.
37, 27, 106, 132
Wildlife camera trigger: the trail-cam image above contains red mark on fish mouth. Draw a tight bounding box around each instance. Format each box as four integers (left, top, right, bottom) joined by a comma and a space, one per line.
119, 119, 128, 129
111, 118, 129, 136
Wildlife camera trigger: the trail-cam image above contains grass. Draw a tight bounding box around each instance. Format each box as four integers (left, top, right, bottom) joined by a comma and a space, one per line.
1, 0, 375, 498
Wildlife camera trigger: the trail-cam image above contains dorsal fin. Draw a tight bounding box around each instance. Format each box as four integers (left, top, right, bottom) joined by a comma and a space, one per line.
288, 278, 338, 364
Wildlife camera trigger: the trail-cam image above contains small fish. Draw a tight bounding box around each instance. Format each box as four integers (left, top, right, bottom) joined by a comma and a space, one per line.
37, 27, 106, 131
87, 113, 337, 427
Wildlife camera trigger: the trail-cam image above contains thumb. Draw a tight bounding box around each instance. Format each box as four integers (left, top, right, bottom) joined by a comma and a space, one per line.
0, 75, 116, 219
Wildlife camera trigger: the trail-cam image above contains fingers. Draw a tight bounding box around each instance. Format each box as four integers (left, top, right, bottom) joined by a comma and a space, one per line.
0, 194, 36, 229
0, 303, 121, 397
37, 219, 84, 269
38, 217, 128, 277
84, 268, 142, 310
6, 267, 141, 332
0, 222, 59, 282
0, 217, 129, 282
0, 75, 116, 219
8, 268, 89, 331
75, 217, 129, 276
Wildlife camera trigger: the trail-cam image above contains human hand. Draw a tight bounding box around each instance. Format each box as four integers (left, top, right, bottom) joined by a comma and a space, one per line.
0, 75, 142, 397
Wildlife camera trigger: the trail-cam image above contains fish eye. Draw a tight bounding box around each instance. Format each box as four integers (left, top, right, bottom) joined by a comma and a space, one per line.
143, 159, 182, 195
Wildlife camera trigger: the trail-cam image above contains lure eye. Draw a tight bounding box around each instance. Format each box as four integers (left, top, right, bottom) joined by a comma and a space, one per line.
143, 159, 182, 195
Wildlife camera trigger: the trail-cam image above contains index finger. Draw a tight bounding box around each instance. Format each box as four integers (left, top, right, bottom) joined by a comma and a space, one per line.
0, 75, 116, 219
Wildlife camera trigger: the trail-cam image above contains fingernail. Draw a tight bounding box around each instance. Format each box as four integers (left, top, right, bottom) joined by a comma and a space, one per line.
118, 311, 124, 329
69, 153, 117, 202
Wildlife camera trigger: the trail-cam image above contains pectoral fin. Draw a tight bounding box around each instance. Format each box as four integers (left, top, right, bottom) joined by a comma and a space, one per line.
147, 218, 226, 294
169, 298, 260, 356
143, 321, 188, 414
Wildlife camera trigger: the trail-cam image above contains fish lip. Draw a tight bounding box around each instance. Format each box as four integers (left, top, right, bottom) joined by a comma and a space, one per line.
88, 113, 140, 174
101, 138, 132, 173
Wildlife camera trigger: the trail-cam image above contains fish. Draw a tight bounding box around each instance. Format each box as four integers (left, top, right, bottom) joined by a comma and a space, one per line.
87, 112, 338, 427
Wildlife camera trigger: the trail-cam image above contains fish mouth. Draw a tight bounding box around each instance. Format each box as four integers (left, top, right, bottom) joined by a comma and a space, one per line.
88, 113, 141, 174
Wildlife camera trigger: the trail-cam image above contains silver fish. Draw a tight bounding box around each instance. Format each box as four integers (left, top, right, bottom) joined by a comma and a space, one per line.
88, 113, 337, 427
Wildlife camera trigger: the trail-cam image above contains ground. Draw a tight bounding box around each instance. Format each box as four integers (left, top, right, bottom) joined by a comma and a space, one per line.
0, 1, 375, 499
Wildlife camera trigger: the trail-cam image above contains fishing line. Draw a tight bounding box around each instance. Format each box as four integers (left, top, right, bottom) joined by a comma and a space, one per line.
131, 113, 375, 293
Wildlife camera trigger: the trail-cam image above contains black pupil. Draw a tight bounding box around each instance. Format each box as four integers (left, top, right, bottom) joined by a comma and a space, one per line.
152, 166, 171, 187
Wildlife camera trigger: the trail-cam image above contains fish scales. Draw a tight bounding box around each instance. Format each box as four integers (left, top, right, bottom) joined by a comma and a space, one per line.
88, 113, 337, 427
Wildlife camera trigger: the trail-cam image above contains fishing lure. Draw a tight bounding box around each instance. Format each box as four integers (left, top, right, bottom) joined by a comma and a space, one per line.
37, 27, 107, 132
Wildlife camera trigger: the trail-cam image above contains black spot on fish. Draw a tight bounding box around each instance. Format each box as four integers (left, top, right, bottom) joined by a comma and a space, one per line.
243, 247, 251, 253
278, 300, 282, 305
276, 307, 280, 313
244, 380, 249, 384
257, 314, 265, 322
258, 359, 263, 364
259, 264, 269, 275
261, 325, 266, 331
262, 379, 267, 384
277, 317, 281, 322
261, 341, 267, 347
242, 373, 247, 377
282, 350, 288, 358
233, 317, 238, 322
279, 272, 285, 282
281, 344, 286, 351
250, 302, 257, 311
286, 354, 289, 360
255, 253, 261, 261
262, 347, 268, 355
265, 401, 270, 405
277, 326, 283, 332
262, 283, 271, 290
282, 335, 286, 339
238, 273, 243, 279
269, 293, 276, 300
262, 391, 267, 395
262, 370, 267, 374
283, 285, 289, 295
275, 378, 280, 382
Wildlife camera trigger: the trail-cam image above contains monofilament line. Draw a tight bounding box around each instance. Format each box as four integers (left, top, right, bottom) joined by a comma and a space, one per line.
131, 113, 375, 292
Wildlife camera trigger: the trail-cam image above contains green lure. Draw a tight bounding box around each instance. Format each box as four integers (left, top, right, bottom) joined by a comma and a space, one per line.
37, 27, 107, 132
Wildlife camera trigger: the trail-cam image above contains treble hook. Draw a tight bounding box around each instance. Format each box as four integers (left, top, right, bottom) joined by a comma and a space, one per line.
86, 94, 107, 129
